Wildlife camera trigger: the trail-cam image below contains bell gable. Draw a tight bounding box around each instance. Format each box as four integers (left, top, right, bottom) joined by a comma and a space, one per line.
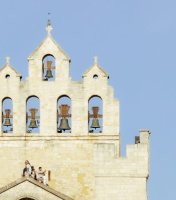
0, 57, 21, 80
28, 20, 70, 81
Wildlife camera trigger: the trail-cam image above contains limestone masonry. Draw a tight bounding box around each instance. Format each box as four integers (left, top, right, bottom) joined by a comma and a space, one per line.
0, 21, 150, 200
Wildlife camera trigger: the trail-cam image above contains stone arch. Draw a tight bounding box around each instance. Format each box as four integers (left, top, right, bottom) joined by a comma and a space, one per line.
2, 97, 13, 133
26, 95, 40, 133
88, 95, 103, 133
88, 95, 102, 102
16, 193, 40, 200
42, 54, 55, 81
57, 95, 72, 133
17, 195, 38, 200
19, 198, 35, 200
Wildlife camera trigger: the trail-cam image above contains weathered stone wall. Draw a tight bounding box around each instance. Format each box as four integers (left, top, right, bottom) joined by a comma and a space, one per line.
0, 136, 119, 200
0, 131, 149, 200
94, 130, 150, 200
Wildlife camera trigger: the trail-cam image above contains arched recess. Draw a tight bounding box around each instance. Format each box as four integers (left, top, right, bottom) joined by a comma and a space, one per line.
26, 96, 40, 133
2, 97, 13, 133
88, 95, 103, 133
17, 194, 38, 200
42, 54, 55, 81
57, 95, 71, 133
19, 198, 35, 200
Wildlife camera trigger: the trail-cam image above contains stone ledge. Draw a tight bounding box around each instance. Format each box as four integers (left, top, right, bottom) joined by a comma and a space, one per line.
0, 135, 119, 141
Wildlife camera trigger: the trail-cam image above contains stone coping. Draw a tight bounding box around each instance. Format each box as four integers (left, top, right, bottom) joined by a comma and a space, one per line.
0, 177, 73, 200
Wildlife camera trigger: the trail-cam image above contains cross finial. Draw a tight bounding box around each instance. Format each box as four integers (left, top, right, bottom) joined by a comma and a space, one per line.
93, 56, 98, 65
46, 13, 53, 36
6, 56, 10, 65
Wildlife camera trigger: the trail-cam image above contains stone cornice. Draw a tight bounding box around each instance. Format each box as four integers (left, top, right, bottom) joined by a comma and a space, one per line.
0, 134, 120, 141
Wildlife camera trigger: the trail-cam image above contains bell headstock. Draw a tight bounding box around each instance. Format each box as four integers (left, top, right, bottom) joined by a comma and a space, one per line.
89, 106, 102, 119
44, 60, 55, 70
47, 61, 52, 70
58, 104, 71, 118
3, 109, 13, 119
29, 108, 39, 120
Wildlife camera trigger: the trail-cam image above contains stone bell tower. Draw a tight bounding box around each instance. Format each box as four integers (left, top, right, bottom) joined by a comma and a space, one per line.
0, 20, 150, 200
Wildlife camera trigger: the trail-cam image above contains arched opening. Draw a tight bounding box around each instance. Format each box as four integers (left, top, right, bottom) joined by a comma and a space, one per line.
2, 97, 13, 133
19, 198, 35, 200
5, 74, 10, 79
42, 54, 55, 81
57, 95, 71, 133
26, 96, 40, 133
88, 96, 103, 133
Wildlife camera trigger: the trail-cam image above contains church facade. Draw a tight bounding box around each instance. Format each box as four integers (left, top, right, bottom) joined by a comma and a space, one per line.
0, 21, 150, 200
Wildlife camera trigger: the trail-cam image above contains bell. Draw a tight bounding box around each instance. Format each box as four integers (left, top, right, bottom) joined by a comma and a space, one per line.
91, 118, 100, 129
3, 118, 12, 126
58, 118, 71, 131
45, 69, 53, 79
29, 119, 38, 129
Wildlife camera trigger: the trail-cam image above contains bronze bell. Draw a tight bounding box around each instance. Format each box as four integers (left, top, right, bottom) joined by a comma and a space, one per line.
58, 118, 71, 131
3, 118, 12, 127
29, 119, 38, 129
91, 118, 100, 129
45, 69, 53, 79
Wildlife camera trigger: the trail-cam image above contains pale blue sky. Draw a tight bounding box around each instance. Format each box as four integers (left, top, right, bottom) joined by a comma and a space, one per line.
0, 0, 175, 199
